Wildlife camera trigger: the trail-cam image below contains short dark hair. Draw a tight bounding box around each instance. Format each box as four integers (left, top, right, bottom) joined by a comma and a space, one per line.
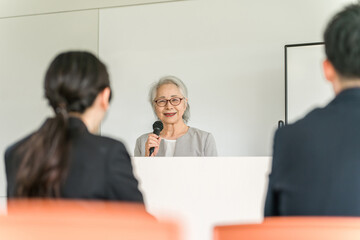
324, 4, 360, 79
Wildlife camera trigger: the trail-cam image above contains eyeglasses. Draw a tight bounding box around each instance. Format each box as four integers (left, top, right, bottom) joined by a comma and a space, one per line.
154, 97, 185, 107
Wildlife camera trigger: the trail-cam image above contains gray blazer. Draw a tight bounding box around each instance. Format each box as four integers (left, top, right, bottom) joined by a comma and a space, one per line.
134, 127, 217, 157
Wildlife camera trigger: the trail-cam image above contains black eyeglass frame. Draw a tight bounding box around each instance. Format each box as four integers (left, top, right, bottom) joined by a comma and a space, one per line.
153, 97, 185, 107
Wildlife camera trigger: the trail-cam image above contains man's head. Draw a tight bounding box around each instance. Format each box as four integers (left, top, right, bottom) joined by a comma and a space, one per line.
323, 3, 360, 92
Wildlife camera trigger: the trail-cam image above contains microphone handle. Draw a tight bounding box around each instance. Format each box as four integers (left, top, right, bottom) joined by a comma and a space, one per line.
149, 147, 155, 157
149, 128, 161, 156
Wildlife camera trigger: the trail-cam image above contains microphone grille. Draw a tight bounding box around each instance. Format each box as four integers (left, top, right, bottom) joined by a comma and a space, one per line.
153, 121, 163, 131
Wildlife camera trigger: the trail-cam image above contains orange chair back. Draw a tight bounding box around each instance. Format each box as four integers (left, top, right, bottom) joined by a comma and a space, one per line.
214, 217, 360, 240
0, 199, 179, 240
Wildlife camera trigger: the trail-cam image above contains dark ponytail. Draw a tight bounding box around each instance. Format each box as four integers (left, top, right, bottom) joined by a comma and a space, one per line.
15, 51, 110, 197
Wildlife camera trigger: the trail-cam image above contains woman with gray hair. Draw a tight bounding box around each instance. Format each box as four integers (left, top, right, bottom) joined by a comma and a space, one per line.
134, 76, 217, 157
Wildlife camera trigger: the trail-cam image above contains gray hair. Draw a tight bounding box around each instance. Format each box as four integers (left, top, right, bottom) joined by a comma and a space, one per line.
149, 75, 190, 123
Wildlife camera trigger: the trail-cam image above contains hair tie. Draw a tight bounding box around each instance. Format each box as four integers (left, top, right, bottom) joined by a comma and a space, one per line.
55, 104, 68, 119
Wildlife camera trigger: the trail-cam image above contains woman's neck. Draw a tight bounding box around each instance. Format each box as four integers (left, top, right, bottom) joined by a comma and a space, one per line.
69, 112, 100, 134
161, 121, 189, 140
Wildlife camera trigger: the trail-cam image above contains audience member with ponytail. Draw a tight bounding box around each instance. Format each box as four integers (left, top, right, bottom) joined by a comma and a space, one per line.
5, 51, 144, 202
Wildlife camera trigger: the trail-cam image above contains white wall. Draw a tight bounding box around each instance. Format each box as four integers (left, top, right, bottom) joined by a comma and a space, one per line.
287, 44, 334, 124
99, 0, 353, 156
0, 0, 185, 18
1, 0, 354, 158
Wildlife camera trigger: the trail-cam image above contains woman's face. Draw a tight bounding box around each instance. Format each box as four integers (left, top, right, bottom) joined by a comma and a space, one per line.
154, 83, 187, 125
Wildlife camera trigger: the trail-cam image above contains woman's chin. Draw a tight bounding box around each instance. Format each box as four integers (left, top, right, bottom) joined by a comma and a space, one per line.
161, 117, 181, 125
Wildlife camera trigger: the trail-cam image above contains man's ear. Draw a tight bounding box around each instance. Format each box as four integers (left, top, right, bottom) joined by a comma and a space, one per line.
323, 59, 336, 83
323, 59, 343, 95
100, 87, 111, 110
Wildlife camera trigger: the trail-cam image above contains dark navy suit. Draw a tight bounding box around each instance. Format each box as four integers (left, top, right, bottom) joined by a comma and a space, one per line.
265, 88, 360, 216
5, 117, 144, 203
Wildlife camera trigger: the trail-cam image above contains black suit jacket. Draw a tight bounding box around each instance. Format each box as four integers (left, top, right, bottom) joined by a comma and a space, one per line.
5, 117, 144, 203
265, 88, 360, 216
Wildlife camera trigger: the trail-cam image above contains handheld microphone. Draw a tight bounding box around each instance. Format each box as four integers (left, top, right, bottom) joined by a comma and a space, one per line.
149, 121, 163, 156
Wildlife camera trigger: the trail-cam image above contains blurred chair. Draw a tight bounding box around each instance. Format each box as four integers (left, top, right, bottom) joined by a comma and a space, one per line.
213, 217, 360, 240
0, 199, 179, 240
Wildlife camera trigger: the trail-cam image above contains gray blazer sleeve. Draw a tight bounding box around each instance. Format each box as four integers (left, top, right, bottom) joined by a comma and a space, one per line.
204, 132, 218, 156
134, 134, 148, 157
134, 137, 142, 157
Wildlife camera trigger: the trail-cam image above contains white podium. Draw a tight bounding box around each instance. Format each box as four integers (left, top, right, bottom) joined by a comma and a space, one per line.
132, 157, 271, 240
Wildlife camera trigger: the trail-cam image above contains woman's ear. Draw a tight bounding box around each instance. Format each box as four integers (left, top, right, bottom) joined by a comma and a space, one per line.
100, 87, 111, 110
184, 98, 188, 108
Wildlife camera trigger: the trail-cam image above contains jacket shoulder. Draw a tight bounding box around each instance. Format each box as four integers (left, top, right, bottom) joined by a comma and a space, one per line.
187, 127, 212, 137
5, 133, 34, 162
